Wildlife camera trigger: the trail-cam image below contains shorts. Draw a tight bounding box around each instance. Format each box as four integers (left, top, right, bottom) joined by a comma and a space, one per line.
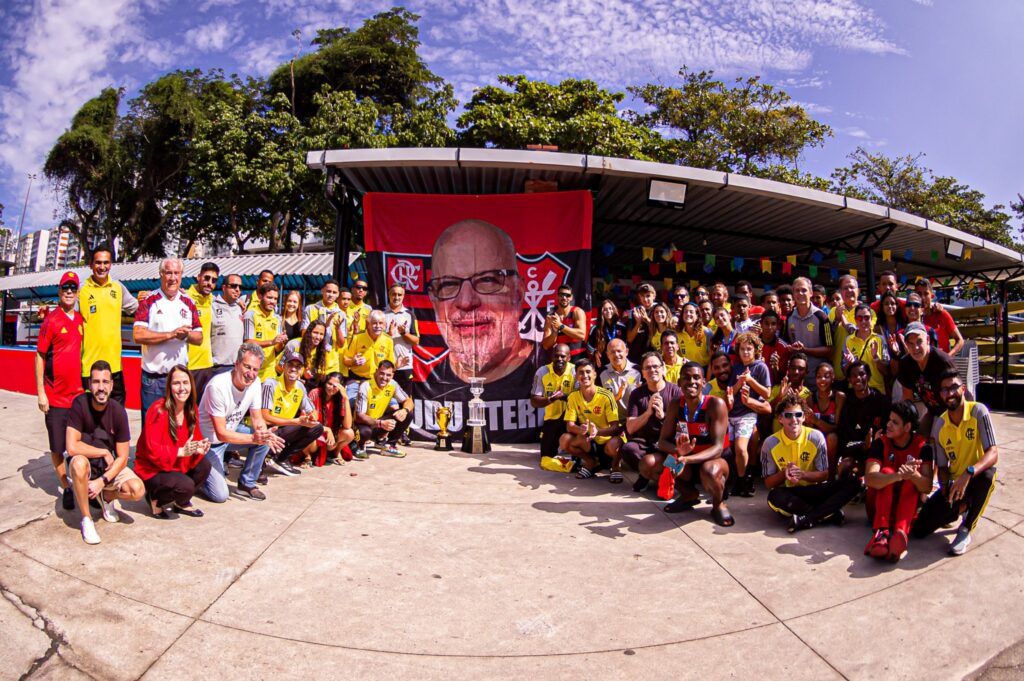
65, 454, 141, 491
728, 413, 758, 440
44, 407, 70, 454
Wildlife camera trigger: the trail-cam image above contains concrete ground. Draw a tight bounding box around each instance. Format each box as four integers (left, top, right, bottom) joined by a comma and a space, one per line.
1, 389, 1023, 680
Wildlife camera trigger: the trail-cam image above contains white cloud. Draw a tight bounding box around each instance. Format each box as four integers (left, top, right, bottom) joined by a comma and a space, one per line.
237, 36, 290, 76
185, 17, 239, 52
843, 126, 871, 140
793, 100, 833, 114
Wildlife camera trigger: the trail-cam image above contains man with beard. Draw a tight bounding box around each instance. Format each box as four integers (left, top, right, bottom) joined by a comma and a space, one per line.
621, 352, 682, 492
560, 359, 623, 482
65, 361, 145, 544
530, 344, 576, 459
625, 283, 657, 363
186, 262, 219, 398
911, 370, 998, 556
542, 284, 587, 358
657, 362, 732, 525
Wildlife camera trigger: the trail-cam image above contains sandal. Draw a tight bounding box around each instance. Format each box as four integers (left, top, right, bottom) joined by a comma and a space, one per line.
609, 471, 624, 484
575, 467, 594, 479
664, 497, 699, 513
172, 504, 204, 518
331, 457, 346, 466
712, 506, 735, 527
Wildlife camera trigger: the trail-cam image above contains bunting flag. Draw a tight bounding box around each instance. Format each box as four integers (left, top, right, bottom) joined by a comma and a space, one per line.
882, 249, 892, 262
943, 277, 952, 287
808, 265, 818, 278
930, 250, 939, 262
704, 253, 716, 267
760, 257, 771, 274
811, 251, 824, 264
830, 267, 839, 280
663, 277, 673, 291
964, 247, 972, 261
787, 255, 797, 265
690, 280, 699, 292
782, 261, 793, 275
731, 256, 745, 272
631, 274, 642, 285
837, 250, 847, 264
661, 247, 673, 262
675, 261, 687, 273
904, 249, 913, 261
850, 268, 858, 279
672, 249, 685, 263
649, 262, 660, 275
642, 246, 654, 261
703, 263, 714, 274
967, 280, 975, 290
601, 243, 615, 257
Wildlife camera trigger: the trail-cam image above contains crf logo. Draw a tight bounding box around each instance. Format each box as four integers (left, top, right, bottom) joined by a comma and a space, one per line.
517, 252, 570, 342
385, 255, 424, 293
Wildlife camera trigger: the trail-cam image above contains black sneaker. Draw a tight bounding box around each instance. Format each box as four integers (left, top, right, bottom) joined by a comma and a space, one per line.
265, 458, 298, 477
62, 487, 75, 511
823, 510, 846, 527
280, 460, 302, 475
788, 514, 813, 533
237, 484, 266, 501
632, 475, 649, 493
399, 433, 412, 447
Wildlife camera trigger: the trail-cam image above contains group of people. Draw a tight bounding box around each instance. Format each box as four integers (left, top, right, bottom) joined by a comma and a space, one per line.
35, 246, 422, 544
531, 274, 997, 561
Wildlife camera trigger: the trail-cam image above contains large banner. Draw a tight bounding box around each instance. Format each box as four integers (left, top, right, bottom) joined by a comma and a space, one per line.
364, 191, 592, 443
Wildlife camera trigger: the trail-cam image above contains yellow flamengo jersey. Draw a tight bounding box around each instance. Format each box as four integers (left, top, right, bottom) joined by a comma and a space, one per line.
934, 401, 997, 479
844, 332, 887, 393
706, 378, 728, 400
679, 327, 712, 368
79, 276, 133, 376
769, 383, 811, 404
262, 377, 311, 420
564, 387, 620, 445
760, 426, 828, 487
344, 331, 395, 380
244, 306, 282, 380
829, 305, 876, 380
346, 301, 373, 333
664, 355, 685, 385
357, 379, 407, 420
186, 284, 213, 370
532, 363, 577, 420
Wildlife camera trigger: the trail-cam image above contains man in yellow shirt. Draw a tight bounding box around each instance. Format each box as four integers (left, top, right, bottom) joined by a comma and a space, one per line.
78, 244, 139, 405
343, 310, 396, 401
347, 279, 373, 337
187, 262, 218, 397
530, 344, 576, 458
760, 394, 860, 533
246, 270, 275, 312
911, 369, 998, 556
660, 330, 685, 384
829, 275, 875, 384
243, 283, 287, 381
560, 359, 624, 482
353, 360, 414, 458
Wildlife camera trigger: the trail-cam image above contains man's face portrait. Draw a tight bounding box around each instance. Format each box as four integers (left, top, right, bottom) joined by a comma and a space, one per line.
428, 219, 528, 382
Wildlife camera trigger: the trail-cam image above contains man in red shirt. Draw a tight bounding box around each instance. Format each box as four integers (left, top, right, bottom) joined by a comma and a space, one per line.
35, 271, 85, 509
915, 278, 964, 356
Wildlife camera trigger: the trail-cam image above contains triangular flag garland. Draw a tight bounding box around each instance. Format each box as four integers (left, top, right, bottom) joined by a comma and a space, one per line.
830, 267, 839, 280
930, 250, 939, 263
631, 274, 642, 285
642, 247, 654, 261
782, 261, 792, 275
904, 249, 913, 261
760, 257, 771, 274
672, 250, 685, 263
808, 265, 818, 278
837, 250, 847, 264
731, 256, 745, 272
964, 247, 972, 261
850, 268, 858, 279
663, 277, 674, 291
882, 249, 892, 262
675, 261, 687, 273
601, 243, 615, 257
690, 280, 699, 292
811, 251, 823, 264
661, 248, 673, 262
649, 262, 660, 275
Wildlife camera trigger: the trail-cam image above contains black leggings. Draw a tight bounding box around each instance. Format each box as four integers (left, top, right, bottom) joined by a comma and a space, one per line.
912, 468, 996, 537
540, 419, 566, 457
143, 458, 212, 508
274, 424, 325, 462
767, 477, 861, 525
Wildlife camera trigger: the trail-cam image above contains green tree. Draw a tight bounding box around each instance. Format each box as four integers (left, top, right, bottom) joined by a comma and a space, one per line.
457, 74, 667, 160
629, 67, 832, 177
831, 147, 1018, 247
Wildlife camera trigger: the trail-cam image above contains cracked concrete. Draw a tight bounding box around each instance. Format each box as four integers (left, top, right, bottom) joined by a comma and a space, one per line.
0, 389, 1023, 680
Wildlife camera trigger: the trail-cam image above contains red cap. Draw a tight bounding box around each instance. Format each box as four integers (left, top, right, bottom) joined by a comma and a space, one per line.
59, 271, 80, 287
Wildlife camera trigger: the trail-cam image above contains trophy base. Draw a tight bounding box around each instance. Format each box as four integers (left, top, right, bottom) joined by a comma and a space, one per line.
434, 434, 454, 451
460, 424, 491, 454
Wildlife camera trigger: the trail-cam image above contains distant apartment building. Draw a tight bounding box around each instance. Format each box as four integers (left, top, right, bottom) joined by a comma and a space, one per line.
44, 226, 83, 269
15, 230, 50, 272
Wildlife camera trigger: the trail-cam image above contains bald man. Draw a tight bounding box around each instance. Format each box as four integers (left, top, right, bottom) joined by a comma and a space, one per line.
428, 219, 535, 383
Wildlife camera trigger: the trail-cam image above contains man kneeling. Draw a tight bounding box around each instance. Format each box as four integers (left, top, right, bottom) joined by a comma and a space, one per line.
65, 361, 145, 544
261, 349, 325, 474
560, 359, 624, 481
354, 360, 413, 458
863, 400, 934, 562
761, 394, 860, 533
657, 362, 733, 526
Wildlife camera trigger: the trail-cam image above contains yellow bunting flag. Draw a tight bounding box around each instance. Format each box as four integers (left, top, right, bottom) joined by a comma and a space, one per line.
882, 249, 892, 262
690, 280, 699, 292
964, 247, 972, 261
850, 268, 858, 279
675, 261, 686, 273
663, 278, 674, 291
642, 246, 654, 261
787, 255, 797, 265
761, 258, 771, 274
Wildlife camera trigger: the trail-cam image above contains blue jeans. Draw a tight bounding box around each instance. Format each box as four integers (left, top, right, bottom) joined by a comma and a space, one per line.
140, 372, 167, 416
199, 424, 269, 502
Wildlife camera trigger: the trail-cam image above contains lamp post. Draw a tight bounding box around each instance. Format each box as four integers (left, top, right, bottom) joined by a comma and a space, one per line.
13, 173, 37, 269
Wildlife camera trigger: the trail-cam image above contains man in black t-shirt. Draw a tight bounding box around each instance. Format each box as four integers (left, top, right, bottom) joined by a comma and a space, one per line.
65, 360, 145, 545
621, 352, 683, 492
837, 361, 891, 479
897, 321, 958, 438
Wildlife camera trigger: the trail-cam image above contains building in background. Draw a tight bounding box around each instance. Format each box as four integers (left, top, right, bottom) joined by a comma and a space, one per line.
14, 230, 50, 272
44, 226, 83, 270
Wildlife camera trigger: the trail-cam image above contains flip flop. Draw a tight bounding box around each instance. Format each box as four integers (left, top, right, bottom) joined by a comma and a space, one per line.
575, 467, 594, 479
609, 472, 624, 484
712, 506, 735, 527
664, 497, 699, 513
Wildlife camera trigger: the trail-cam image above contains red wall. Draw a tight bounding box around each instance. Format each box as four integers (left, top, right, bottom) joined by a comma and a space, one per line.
1, 347, 142, 410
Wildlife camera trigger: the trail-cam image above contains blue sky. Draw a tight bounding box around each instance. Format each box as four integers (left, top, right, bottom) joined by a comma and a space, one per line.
1, 0, 1021, 240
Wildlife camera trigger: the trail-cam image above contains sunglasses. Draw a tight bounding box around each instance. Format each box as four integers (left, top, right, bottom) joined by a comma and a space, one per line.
781, 411, 804, 419
905, 302, 922, 308
673, 293, 688, 298
224, 283, 241, 289
201, 275, 218, 282
60, 284, 78, 292
558, 292, 572, 297
353, 285, 368, 290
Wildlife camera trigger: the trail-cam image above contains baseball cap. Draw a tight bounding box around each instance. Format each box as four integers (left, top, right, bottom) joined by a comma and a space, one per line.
904, 321, 928, 338
637, 283, 655, 293
59, 271, 80, 287
282, 349, 305, 365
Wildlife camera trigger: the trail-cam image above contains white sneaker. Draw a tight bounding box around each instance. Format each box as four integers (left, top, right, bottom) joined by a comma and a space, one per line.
949, 523, 972, 556
99, 494, 121, 523
80, 517, 101, 545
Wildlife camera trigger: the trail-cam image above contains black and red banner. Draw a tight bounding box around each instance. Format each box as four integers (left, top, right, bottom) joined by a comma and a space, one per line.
364, 191, 592, 443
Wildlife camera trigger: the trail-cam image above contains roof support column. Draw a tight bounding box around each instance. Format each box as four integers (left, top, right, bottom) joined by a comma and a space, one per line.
324, 169, 352, 285
863, 246, 876, 303
1001, 279, 1010, 404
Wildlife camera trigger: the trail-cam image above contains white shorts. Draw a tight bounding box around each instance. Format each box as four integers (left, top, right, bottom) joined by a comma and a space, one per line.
728, 413, 758, 440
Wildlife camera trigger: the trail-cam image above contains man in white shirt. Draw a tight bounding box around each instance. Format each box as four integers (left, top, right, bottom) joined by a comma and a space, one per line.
211, 274, 247, 375
199, 343, 285, 501
133, 259, 203, 414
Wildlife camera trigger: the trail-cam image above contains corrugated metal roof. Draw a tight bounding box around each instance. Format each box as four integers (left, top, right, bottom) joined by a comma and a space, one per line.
307, 148, 1024, 284
0, 251, 359, 298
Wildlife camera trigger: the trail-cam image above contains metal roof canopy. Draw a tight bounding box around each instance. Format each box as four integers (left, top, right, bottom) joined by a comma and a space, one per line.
306, 148, 1024, 286
0, 251, 359, 300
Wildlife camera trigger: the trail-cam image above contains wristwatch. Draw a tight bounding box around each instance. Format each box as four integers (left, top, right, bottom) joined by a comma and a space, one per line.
966, 465, 975, 477
100, 473, 110, 485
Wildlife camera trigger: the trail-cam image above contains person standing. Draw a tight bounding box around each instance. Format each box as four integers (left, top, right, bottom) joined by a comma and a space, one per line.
78, 244, 139, 406
186, 262, 219, 399
245, 270, 275, 312
625, 283, 657, 364
243, 282, 287, 382
916, 278, 965, 356
281, 291, 304, 341
347, 279, 374, 337
342, 310, 396, 401
133, 259, 203, 415
783, 277, 833, 386
211, 274, 247, 376
35, 271, 84, 508
542, 284, 587, 358
304, 279, 346, 376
